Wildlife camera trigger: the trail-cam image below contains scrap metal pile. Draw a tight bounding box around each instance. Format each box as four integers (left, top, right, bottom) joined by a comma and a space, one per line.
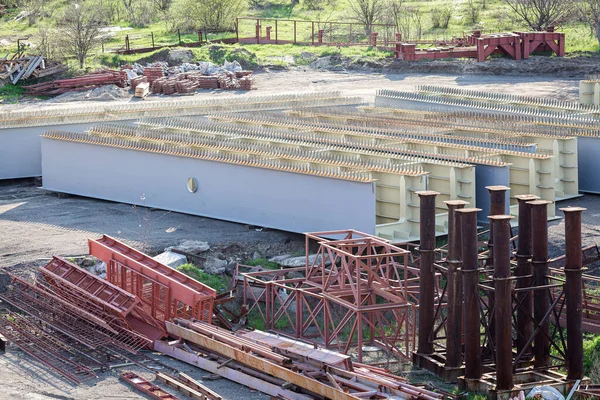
23, 69, 128, 96
0, 229, 453, 399
1, 55, 66, 84
159, 319, 445, 400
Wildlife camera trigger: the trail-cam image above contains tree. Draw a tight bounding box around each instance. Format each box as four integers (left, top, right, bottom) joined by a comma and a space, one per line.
349, 0, 385, 35
172, 0, 246, 32
60, 3, 104, 68
121, 0, 153, 26
578, 0, 600, 46
503, 0, 573, 30
386, 0, 403, 32
463, 0, 480, 25
18, 0, 44, 25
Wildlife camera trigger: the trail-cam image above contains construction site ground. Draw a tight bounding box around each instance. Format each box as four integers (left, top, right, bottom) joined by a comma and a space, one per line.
0, 71, 598, 399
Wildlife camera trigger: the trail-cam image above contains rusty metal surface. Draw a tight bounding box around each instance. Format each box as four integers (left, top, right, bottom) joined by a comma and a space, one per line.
443, 200, 468, 371
561, 207, 586, 380
120, 371, 179, 400
458, 208, 483, 380
490, 215, 514, 391
89, 235, 216, 328
167, 321, 360, 400
529, 200, 553, 369
241, 229, 419, 363
417, 191, 438, 356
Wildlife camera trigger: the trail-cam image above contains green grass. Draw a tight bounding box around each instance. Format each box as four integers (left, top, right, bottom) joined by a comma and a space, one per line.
243, 257, 280, 269
1, 0, 600, 83
176, 263, 230, 292
0, 84, 25, 103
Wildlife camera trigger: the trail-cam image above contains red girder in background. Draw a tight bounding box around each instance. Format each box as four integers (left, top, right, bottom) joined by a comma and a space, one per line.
519, 31, 565, 58
89, 235, 216, 326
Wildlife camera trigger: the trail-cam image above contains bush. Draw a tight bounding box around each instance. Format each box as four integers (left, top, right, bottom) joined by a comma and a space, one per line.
177, 263, 230, 291
431, 6, 452, 29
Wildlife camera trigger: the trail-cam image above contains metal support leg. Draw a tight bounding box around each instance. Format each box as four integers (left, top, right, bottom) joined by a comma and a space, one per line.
457, 207, 482, 380
515, 195, 538, 358
490, 215, 514, 391
562, 206, 586, 380
444, 200, 469, 371
417, 190, 439, 355
529, 200, 552, 368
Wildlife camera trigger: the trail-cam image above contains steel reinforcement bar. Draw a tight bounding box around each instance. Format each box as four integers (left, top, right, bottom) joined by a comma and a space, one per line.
375, 89, 600, 123
416, 85, 600, 114
0, 91, 365, 129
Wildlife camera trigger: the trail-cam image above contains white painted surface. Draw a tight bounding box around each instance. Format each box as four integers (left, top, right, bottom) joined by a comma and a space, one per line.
42, 138, 377, 234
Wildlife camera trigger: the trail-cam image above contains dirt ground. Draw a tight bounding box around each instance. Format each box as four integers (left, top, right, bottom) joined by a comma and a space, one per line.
2, 69, 581, 111
0, 70, 597, 399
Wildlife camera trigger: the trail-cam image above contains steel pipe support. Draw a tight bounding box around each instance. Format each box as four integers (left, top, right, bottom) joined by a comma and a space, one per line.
444, 200, 469, 369
561, 206, 586, 380
515, 194, 538, 357
485, 185, 510, 344
457, 207, 482, 380
490, 214, 514, 391
528, 199, 553, 368
417, 190, 439, 355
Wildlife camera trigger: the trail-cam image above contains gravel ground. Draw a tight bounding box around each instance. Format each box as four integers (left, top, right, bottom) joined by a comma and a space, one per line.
0, 71, 597, 399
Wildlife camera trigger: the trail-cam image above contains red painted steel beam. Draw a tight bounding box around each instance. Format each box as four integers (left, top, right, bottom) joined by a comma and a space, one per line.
90, 235, 216, 303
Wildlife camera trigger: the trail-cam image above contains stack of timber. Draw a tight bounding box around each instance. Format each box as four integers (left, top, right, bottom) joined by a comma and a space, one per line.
23, 69, 128, 96
0, 55, 66, 84
158, 319, 445, 400
135, 82, 150, 98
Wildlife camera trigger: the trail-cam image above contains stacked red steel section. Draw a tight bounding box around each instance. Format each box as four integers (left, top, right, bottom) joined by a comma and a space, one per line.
23, 70, 128, 96
89, 235, 216, 328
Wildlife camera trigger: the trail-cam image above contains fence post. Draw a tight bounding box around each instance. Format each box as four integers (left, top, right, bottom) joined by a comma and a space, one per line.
330, 22, 332, 44
294, 21, 297, 44
312, 21, 314, 45
151, 32, 155, 48
275, 20, 278, 44
236, 18, 239, 42
349, 24, 352, 44
178, 29, 181, 45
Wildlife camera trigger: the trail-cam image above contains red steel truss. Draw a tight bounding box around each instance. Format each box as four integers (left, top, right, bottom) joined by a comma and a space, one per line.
89, 235, 216, 326
241, 229, 421, 362
40, 256, 166, 341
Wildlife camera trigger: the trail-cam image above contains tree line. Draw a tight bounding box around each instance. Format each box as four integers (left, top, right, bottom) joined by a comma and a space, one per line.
2, 0, 600, 69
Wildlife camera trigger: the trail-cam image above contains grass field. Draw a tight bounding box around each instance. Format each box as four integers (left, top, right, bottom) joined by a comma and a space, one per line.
0, 0, 598, 65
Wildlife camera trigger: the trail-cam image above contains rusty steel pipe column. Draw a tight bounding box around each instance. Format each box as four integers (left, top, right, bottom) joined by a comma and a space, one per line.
528, 200, 552, 368
515, 195, 538, 357
457, 207, 482, 380
444, 200, 469, 370
562, 206, 586, 380
486, 185, 511, 263
417, 190, 439, 355
490, 215, 514, 391
486, 185, 510, 343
